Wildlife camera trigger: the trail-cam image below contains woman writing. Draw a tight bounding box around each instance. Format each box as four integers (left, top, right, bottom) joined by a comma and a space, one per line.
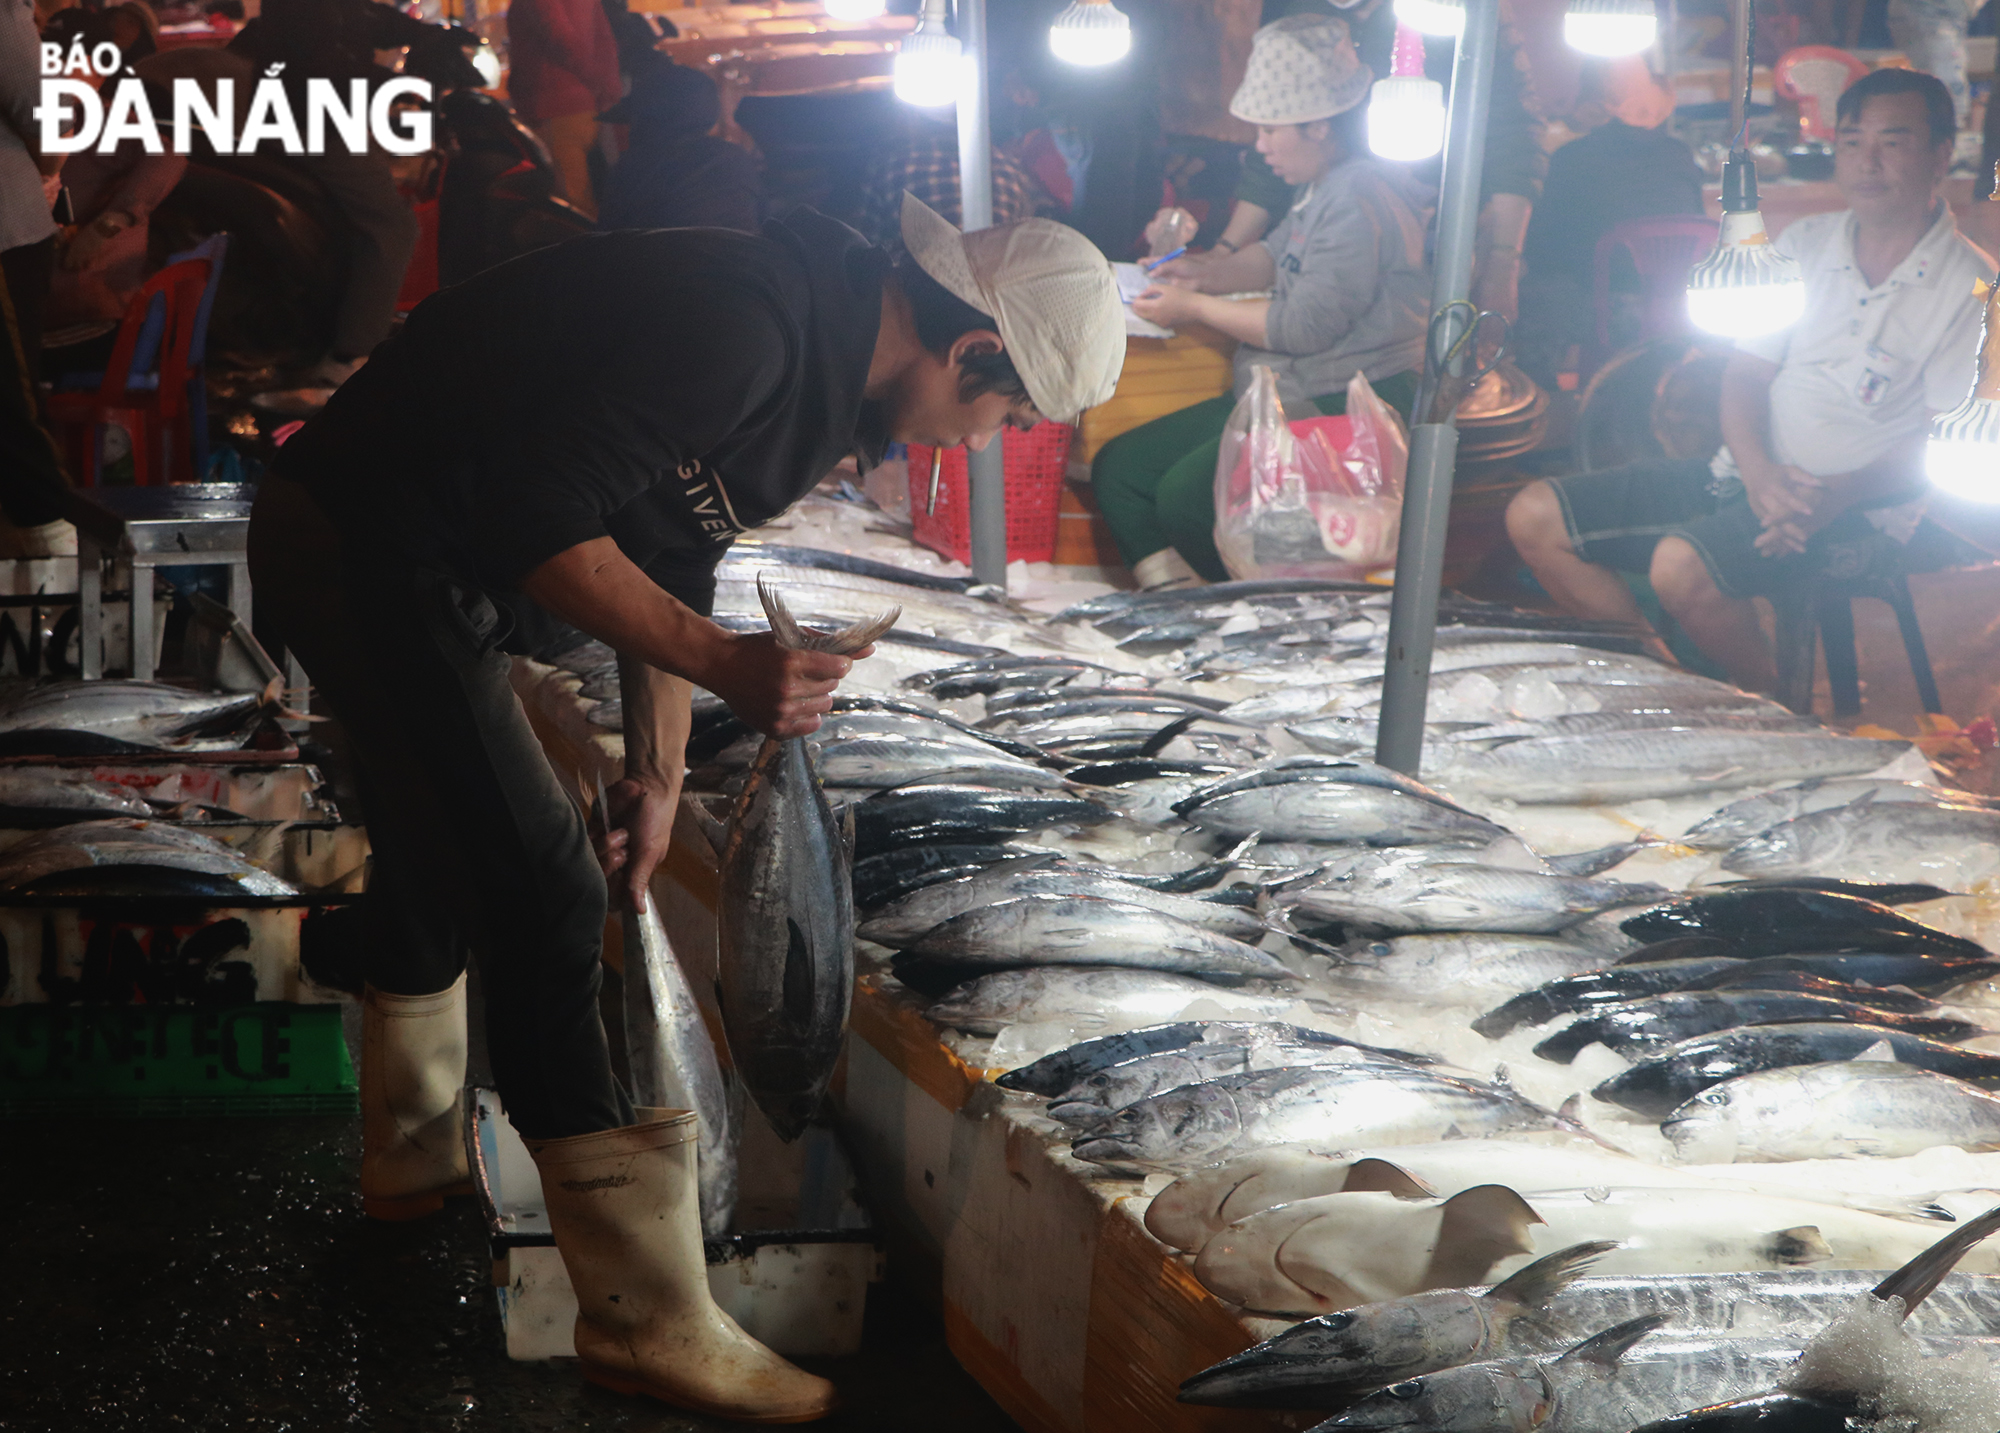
1092, 13, 1429, 589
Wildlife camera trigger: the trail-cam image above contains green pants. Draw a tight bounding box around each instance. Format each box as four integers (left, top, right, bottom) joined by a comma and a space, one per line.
1090, 372, 1420, 583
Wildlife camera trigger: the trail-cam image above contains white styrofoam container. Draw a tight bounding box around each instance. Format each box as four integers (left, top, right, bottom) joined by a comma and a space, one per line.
469, 1089, 884, 1361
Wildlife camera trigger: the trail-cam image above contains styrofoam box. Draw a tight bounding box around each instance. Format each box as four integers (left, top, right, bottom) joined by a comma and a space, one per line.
469, 1089, 883, 1361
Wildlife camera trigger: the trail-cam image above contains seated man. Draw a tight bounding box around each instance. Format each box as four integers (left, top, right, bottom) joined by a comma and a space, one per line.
1506, 68, 1990, 692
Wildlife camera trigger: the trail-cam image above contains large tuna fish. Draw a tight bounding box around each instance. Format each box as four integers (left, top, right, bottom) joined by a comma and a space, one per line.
623, 892, 735, 1235
715, 578, 896, 1141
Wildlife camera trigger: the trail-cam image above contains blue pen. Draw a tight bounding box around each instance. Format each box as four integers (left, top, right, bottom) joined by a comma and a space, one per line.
1142, 245, 1187, 273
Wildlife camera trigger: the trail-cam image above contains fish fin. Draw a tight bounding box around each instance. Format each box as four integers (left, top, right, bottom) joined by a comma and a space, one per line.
1484, 1240, 1622, 1310
1422, 1185, 1544, 1290
1767, 1226, 1833, 1265
782, 917, 815, 1016
1870, 1202, 2000, 1312
1341, 1158, 1436, 1200
1138, 712, 1201, 757
1553, 1094, 1627, 1153
680, 793, 729, 857
1555, 1313, 1669, 1369
1853, 1039, 1899, 1063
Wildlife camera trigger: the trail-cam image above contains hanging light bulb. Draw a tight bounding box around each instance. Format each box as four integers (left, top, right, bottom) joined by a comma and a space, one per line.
1368, 77, 1445, 161
824, 0, 887, 19
1393, 0, 1464, 38
1928, 276, 2000, 502
1369, 24, 1442, 161
894, 0, 962, 108
1049, 0, 1131, 65
1685, 152, 1806, 337
1563, 0, 1657, 56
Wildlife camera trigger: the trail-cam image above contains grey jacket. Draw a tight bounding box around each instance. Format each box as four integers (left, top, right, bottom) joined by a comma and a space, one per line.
1234, 155, 1430, 408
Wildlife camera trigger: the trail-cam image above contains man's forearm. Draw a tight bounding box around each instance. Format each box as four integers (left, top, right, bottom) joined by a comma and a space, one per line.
1718, 357, 1780, 476
1195, 242, 1276, 295
1218, 201, 1272, 254
618, 657, 693, 790
522, 537, 730, 688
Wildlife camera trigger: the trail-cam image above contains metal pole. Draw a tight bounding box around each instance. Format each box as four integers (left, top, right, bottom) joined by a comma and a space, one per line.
955, 0, 1008, 589
1373, 0, 1499, 775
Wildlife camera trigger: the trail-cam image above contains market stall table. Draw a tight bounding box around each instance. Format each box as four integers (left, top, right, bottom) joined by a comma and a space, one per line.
64, 482, 254, 681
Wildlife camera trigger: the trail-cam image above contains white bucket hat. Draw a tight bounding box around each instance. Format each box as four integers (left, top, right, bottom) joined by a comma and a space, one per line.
1229, 14, 1374, 126
898, 192, 1127, 425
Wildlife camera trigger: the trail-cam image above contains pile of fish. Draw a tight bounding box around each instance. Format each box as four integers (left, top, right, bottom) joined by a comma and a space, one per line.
0, 818, 296, 899
1167, 1201, 2000, 1432
0, 678, 281, 757
580, 515, 2000, 1430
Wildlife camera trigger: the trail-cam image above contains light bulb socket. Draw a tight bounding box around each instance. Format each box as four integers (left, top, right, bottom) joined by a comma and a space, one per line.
1720, 150, 1758, 212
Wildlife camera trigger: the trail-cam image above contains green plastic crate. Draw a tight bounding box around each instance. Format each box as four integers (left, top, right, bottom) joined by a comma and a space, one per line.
0, 1002, 357, 1118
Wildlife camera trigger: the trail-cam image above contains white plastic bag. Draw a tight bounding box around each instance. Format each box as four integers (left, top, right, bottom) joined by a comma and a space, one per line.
1212, 366, 1409, 580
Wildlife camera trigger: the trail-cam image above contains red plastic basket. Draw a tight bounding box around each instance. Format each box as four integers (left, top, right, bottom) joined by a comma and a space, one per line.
907, 423, 1075, 565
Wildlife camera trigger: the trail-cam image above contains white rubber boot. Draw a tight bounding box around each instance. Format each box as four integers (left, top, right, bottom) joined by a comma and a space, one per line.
359, 975, 472, 1220
527, 1110, 840, 1424
1133, 547, 1206, 591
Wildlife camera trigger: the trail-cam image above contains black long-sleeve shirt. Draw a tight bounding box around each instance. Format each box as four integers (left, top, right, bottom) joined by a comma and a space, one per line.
274, 209, 890, 614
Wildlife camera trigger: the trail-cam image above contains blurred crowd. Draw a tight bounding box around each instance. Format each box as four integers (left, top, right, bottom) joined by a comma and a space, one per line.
2, 0, 1996, 543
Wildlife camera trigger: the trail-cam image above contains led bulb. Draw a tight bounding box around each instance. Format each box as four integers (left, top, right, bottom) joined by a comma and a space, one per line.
1927, 405, 2000, 501
1686, 206, 1805, 338
895, 6, 963, 109
1393, 0, 1464, 38
1563, 0, 1657, 56
1927, 279, 2000, 502
1049, 0, 1131, 65
824, 0, 887, 18
1367, 76, 1445, 162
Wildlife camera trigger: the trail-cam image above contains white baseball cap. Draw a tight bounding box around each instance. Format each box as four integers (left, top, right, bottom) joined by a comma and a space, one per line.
899, 192, 1127, 425
1230, 14, 1373, 126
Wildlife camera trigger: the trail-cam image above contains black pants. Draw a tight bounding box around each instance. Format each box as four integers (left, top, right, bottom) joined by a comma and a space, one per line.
249, 475, 632, 1140
0, 239, 71, 528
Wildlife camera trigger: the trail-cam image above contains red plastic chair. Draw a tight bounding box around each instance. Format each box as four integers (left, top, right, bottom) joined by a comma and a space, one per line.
45, 256, 212, 486
1590, 215, 1720, 370
1775, 46, 1870, 142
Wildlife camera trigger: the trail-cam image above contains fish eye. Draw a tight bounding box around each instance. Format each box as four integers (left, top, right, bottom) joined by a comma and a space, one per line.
1319, 1312, 1353, 1330
1368, 943, 1391, 956
1386, 1380, 1425, 1400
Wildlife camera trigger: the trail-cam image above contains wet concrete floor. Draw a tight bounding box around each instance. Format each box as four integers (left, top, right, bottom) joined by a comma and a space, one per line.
0, 1115, 1019, 1433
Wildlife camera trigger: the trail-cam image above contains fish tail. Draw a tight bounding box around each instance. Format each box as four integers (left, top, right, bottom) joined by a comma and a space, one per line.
1870, 1202, 2000, 1312
757, 572, 901, 655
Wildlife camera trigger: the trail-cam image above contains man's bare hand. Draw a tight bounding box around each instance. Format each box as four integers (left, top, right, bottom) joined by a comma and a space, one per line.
1754, 520, 1810, 557
595, 775, 677, 912
1132, 284, 1201, 326
698, 631, 870, 739
1143, 255, 1208, 289
1742, 462, 1822, 527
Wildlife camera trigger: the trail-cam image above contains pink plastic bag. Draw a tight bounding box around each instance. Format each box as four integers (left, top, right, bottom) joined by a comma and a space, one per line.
1212, 366, 1409, 580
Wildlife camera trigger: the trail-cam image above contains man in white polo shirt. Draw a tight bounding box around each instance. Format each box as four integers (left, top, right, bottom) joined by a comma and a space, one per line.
1506, 68, 1991, 692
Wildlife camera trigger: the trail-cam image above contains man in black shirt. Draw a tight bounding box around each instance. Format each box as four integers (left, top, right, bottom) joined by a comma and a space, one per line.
249, 195, 1124, 1422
